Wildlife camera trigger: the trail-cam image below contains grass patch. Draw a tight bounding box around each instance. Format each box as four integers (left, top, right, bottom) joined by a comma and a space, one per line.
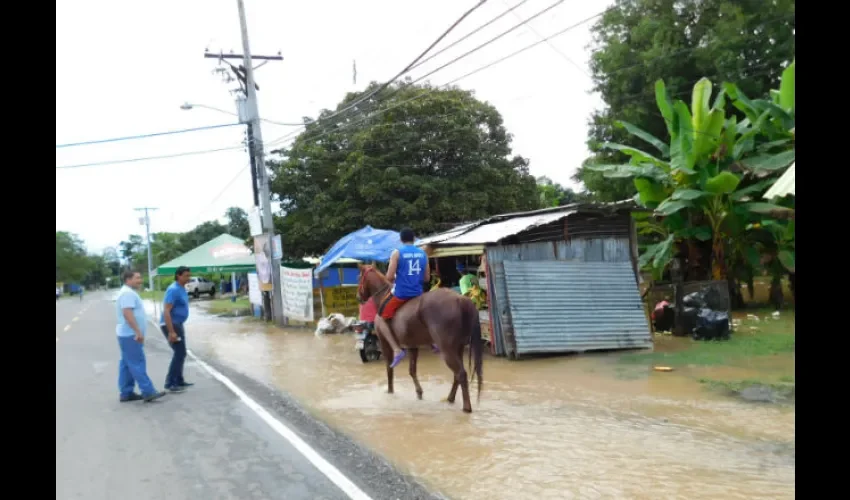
206, 296, 252, 315
698, 377, 795, 402
620, 309, 795, 367
139, 290, 164, 301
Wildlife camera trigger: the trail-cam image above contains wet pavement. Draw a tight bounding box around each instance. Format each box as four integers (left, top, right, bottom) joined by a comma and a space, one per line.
56, 293, 436, 500
176, 302, 795, 500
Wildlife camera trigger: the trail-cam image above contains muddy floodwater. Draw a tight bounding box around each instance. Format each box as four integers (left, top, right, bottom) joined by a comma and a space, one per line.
184, 309, 794, 500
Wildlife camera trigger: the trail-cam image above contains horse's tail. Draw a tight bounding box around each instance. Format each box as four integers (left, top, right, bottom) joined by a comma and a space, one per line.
463, 298, 484, 404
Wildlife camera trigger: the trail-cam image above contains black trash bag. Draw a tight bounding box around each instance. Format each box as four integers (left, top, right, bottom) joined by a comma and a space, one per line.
683, 291, 706, 308
683, 287, 726, 310
692, 308, 731, 341
676, 307, 700, 337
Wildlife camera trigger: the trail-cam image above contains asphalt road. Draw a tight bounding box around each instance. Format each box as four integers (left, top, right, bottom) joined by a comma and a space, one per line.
56, 292, 439, 500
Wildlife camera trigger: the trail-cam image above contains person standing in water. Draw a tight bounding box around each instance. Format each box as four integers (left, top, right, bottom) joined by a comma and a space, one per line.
376, 228, 435, 368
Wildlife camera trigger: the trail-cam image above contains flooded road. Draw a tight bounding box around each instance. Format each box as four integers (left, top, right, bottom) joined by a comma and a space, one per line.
183, 308, 794, 499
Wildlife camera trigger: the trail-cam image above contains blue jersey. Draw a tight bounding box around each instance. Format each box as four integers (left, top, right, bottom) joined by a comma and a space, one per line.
393, 244, 427, 299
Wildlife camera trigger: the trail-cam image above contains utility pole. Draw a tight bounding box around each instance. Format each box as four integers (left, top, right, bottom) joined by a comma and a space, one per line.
234, 0, 285, 325
134, 207, 158, 292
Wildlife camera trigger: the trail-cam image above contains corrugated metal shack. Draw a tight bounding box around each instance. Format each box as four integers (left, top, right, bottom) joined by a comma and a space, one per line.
419, 201, 653, 359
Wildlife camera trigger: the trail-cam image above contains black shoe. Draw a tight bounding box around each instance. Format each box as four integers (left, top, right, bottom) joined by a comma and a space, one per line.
120, 393, 144, 402
177, 382, 194, 388
143, 391, 167, 402
166, 385, 186, 393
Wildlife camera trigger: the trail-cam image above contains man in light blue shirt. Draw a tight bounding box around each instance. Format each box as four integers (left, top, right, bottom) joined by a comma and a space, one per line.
160, 266, 193, 392
115, 270, 165, 403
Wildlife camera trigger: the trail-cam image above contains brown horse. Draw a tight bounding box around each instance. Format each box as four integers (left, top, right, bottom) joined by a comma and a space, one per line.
356, 265, 484, 413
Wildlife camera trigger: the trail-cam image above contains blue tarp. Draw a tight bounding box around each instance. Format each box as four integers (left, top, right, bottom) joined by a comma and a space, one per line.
315, 267, 360, 288
315, 226, 418, 275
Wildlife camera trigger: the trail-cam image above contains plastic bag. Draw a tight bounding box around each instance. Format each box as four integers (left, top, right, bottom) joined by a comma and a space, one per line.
692, 308, 731, 341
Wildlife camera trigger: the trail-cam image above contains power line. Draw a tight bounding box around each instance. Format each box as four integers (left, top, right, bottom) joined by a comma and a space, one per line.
184, 164, 251, 227
56, 123, 242, 148
293, 0, 491, 138
500, 0, 590, 77
264, 6, 607, 150
408, 0, 568, 86
407, 0, 533, 73
265, 9, 791, 151
55, 145, 245, 170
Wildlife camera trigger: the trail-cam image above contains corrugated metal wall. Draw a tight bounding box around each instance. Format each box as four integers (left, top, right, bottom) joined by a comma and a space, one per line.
503, 260, 652, 356
485, 238, 649, 358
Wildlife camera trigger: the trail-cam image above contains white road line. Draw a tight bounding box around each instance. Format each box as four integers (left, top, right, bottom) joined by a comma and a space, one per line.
63, 325, 71, 332
146, 319, 372, 500
72, 317, 79, 322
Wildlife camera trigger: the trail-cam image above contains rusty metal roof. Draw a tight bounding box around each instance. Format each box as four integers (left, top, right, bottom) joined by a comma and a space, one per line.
419, 200, 637, 246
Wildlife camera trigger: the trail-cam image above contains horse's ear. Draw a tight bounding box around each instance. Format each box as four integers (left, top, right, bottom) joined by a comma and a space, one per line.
357, 262, 365, 270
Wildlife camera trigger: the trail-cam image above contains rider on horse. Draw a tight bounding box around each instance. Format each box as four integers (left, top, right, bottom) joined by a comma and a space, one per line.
376, 228, 434, 368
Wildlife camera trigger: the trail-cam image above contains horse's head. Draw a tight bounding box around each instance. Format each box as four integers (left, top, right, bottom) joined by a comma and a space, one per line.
357, 264, 384, 303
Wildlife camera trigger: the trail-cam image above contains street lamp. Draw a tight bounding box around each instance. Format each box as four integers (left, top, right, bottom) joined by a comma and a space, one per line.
180, 101, 302, 127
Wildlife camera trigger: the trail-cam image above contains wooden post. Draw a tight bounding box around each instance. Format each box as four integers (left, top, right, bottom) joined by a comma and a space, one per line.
671, 257, 685, 337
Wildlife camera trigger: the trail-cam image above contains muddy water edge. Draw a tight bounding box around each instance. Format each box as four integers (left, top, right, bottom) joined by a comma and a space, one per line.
178, 305, 794, 500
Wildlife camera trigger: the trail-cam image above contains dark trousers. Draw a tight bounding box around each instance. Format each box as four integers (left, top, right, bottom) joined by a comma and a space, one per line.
160, 323, 187, 388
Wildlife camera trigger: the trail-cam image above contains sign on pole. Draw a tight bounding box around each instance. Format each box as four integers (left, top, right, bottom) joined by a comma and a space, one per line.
281, 266, 314, 322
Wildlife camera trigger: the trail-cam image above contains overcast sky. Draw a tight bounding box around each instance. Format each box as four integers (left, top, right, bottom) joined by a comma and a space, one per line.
56, 0, 611, 253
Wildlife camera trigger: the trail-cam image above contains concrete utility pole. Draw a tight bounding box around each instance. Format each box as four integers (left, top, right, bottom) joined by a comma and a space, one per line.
134, 207, 158, 291
234, 0, 285, 325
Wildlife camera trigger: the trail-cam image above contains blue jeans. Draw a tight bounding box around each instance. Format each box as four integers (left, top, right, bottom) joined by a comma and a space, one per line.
160, 323, 187, 388
117, 336, 157, 397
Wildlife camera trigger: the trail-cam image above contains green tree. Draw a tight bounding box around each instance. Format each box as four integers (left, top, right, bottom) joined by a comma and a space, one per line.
150, 232, 184, 264
224, 207, 250, 240
56, 231, 92, 283
536, 176, 585, 207
119, 235, 144, 267
590, 61, 794, 309
574, 0, 795, 200
179, 221, 228, 253
268, 81, 539, 257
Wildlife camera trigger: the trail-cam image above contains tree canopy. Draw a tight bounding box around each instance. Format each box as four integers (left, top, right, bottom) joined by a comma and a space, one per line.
268, 81, 540, 257
574, 0, 795, 201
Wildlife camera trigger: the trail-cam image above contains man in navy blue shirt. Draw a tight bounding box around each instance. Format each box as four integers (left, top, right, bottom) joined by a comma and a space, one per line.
160, 266, 193, 392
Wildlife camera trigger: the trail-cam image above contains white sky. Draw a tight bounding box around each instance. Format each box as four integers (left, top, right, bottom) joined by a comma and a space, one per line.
56, 0, 611, 253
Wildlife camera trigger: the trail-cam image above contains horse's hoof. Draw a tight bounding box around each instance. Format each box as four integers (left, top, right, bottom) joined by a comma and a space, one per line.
462, 407, 472, 414
444, 398, 455, 404
416, 392, 423, 400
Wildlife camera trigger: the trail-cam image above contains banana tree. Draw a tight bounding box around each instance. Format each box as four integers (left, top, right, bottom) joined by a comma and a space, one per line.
590, 66, 795, 282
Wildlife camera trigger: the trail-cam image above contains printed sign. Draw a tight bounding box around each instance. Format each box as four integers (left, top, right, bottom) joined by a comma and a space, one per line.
281, 266, 314, 322
324, 286, 359, 313
247, 273, 262, 306
248, 208, 263, 237
272, 234, 283, 260
253, 234, 273, 292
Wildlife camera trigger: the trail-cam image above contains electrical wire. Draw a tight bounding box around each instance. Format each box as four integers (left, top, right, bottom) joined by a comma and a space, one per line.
56, 123, 242, 148
265, 11, 792, 151
264, 7, 608, 150
500, 0, 590, 77
299, 0, 491, 132
406, 0, 533, 73
55, 145, 246, 170
183, 164, 252, 228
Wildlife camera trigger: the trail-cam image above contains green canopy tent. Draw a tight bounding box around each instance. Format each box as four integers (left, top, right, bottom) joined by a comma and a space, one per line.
156, 234, 256, 275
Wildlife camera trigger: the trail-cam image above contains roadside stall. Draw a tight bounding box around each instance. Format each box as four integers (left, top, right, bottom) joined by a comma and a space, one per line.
418, 201, 652, 359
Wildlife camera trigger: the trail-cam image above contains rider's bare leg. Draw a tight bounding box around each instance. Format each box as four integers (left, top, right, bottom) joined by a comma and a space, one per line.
376, 317, 404, 358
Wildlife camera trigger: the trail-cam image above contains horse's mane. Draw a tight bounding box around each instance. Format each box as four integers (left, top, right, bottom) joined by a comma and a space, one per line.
363, 265, 389, 284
